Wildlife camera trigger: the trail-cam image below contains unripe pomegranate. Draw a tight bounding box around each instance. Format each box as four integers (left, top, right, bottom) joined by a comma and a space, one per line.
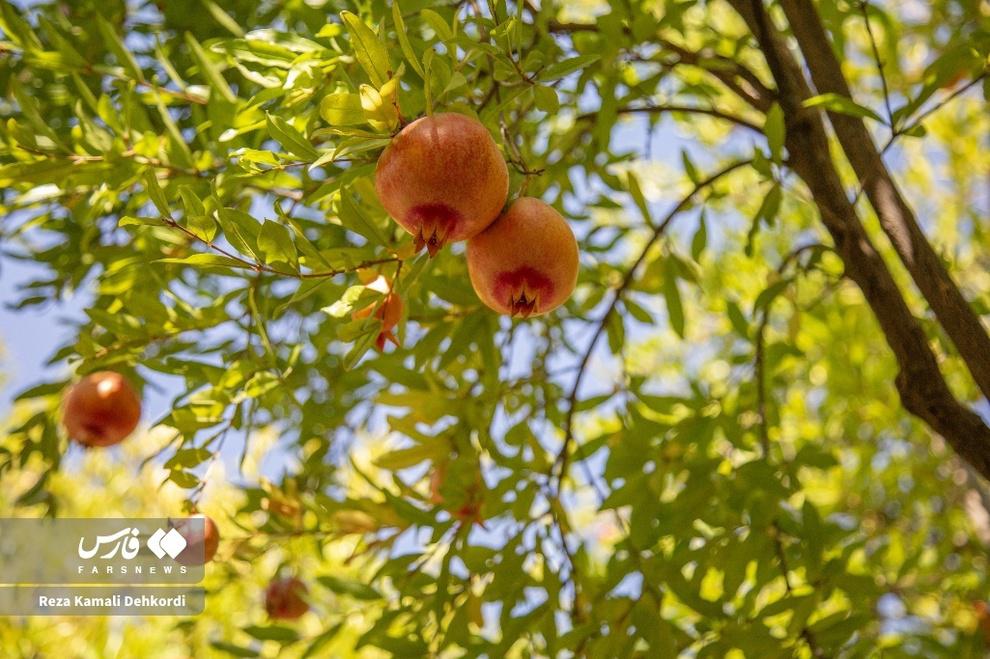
172, 514, 220, 566
265, 577, 309, 620
467, 197, 579, 317
428, 461, 484, 526
62, 371, 141, 447
428, 463, 446, 505
375, 113, 509, 257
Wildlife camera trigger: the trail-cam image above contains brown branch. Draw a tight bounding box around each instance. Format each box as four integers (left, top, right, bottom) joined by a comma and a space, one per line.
779, 0, 990, 403
161, 215, 401, 280
858, 2, 894, 125
552, 159, 752, 482
577, 104, 763, 133
723, 0, 990, 481
546, 20, 775, 111
659, 40, 776, 112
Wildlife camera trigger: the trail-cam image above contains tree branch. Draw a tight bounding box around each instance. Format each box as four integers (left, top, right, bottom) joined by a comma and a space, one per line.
725, 0, 990, 480
577, 104, 763, 133
546, 20, 776, 111
552, 159, 753, 483
779, 0, 990, 403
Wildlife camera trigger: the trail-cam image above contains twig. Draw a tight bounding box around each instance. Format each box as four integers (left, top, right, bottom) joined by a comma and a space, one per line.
577, 104, 762, 133
858, 2, 894, 127
160, 212, 401, 280
551, 159, 752, 487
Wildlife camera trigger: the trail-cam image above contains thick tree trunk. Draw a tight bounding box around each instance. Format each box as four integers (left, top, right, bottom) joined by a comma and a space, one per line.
725, 0, 990, 479
779, 0, 990, 403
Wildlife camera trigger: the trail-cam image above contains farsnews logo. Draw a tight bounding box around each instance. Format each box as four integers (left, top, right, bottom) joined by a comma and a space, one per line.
146, 528, 188, 560
77, 527, 188, 561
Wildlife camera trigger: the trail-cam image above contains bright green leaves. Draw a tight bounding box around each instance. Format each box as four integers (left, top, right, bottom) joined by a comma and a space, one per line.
764, 102, 786, 163
258, 220, 298, 269
392, 1, 425, 79
803, 92, 884, 123
96, 14, 144, 82
340, 11, 391, 88
662, 268, 686, 338
745, 183, 783, 257
320, 92, 365, 126
359, 81, 400, 133
184, 32, 238, 104
265, 113, 318, 161
318, 11, 401, 136
143, 170, 171, 217
216, 208, 260, 258
539, 54, 600, 81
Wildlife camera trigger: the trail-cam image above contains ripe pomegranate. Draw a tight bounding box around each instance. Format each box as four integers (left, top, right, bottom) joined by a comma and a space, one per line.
265, 577, 309, 620
467, 197, 579, 317
375, 113, 509, 257
62, 371, 141, 447
172, 514, 220, 566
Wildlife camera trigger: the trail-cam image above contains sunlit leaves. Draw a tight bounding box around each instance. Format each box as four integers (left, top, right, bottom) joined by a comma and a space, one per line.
184, 32, 237, 104
340, 10, 391, 88
0, 0, 987, 656
803, 93, 884, 123
265, 113, 318, 161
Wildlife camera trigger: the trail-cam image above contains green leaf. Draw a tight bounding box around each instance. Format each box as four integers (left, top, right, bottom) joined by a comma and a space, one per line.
662, 271, 685, 338
13, 380, 67, 401
243, 625, 300, 642
209, 641, 259, 658
764, 102, 786, 163
533, 85, 559, 113
178, 185, 206, 217
756, 184, 783, 226
164, 448, 212, 469
726, 300, 750, 338
96, 15, 144, 81
803, 93, 884, 123
158, 253, 251, 271
258, 220, 298, 269
420, 9, 453, 42
540, 54, 600, 81
202, 0, 245, 37
178, 186, 218, 240
681, 150, 700, 184
320, 92, 366, 126
753, 278, 792, 314
143, 171, 171, 217
627, 172, 652, 227
690, 213, 707, 261
317, 575, 382, 600
374, 443, 441, 470
168, 470, 199, 488
217, 208, 261, 257
184, 32, 237, 103
118, 216, 157, 227
392, 1, 425, 79
337, 190, 387, 244
343, 328, 378, 370
322, 285, 368, 318
266, 113, 319, 161
340, 10, 390, 87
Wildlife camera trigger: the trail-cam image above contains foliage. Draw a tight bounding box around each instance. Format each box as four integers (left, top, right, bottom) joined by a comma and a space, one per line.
1, 0, 989, 656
